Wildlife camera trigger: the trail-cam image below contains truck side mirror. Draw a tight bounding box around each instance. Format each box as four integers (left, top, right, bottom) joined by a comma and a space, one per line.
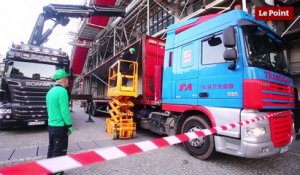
208, 36, 222, 46
224, 48, 237, 61
0, 63, 4, 76
223, 26, 236, 47
224, 48, 237, 70
0, 78, 6, 102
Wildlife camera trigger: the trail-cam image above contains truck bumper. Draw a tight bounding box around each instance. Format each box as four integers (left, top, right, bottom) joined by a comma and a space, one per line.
244, 139, 290, 158
215, 135, 293, 158
0, 104, 48, 129
214, 109, 293, 158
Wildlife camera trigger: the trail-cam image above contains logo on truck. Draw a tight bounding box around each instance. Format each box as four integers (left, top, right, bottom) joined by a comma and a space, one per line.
264, 71, 292, 85
25, 82, 52, 87
179, 83, 192, 91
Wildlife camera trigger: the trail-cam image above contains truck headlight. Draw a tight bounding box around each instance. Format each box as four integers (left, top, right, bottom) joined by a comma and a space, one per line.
246, 127, 267, 137
0, 109, 12, 114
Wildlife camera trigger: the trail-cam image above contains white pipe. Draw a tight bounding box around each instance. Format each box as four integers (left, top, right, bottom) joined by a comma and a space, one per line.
96, 0, 143, 39
110, 0, 143, 29
113, 28, 116, 56
265, 0, 274, 6
180, 0, 227, 22
242, 0, 248, 13
281, 15, 300, 37
147, 0, 150, 35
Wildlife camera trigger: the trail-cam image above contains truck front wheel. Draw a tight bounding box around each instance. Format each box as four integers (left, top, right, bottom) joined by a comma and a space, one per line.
181, 115, 215, 160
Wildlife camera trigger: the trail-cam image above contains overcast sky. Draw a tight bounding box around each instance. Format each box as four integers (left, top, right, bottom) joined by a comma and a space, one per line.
0, 0, 85, 59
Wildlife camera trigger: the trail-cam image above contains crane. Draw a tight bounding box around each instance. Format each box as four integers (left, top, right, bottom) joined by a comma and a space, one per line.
28, 3, 125, 46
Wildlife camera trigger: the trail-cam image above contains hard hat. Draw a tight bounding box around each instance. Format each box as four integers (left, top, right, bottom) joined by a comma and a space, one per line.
129, 48, 136, 53
53, 69, 69, 80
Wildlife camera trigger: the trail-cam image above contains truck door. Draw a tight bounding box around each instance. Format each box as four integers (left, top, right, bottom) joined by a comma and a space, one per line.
172, 42, 199, 105
197, 31, 243, 138
198, 33, 243, 108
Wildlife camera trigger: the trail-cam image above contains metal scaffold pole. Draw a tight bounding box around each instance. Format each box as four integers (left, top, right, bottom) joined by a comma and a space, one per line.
86, 98, 95, 123
86, 75, 95, 123
147, 0, 150, 35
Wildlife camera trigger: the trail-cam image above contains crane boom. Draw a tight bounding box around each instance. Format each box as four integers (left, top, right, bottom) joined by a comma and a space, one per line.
28, 3, 125, 46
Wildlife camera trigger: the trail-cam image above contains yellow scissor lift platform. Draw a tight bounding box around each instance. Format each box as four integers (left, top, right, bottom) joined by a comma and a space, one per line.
106, 59, 138, 139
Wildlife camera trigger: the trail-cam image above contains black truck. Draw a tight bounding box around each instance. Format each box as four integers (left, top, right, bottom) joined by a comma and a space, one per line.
0, 4, 124, 129
0, 45, 69, 128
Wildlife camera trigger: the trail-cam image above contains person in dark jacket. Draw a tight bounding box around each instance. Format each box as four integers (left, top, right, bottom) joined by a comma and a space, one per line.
46, 69, 73, 175
121, 47, 136, 60
119, 47, 136, 86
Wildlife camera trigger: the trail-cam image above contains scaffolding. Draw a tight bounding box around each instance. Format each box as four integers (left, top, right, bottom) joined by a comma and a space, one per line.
79, 0, 236, 75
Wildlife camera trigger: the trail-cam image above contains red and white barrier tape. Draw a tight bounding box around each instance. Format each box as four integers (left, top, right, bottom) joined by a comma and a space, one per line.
0, 111, 290, 175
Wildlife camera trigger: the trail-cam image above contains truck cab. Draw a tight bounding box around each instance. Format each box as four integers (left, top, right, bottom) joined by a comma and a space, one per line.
162, 10, 294, 158
0, 43, 69, 129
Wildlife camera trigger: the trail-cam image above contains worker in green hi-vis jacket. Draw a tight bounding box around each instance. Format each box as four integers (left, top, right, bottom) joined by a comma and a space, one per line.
46, 69, 73, 164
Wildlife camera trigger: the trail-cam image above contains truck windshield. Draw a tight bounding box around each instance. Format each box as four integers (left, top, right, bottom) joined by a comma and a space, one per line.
5, 61, 56, 80
243, 26, 289, 75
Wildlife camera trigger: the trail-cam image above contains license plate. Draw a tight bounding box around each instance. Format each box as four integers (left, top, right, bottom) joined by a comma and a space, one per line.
28, 121, 45, 126
280, 146, 288, 154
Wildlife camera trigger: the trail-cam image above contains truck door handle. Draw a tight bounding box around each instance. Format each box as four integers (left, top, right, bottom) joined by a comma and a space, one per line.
199, 92, 208, 97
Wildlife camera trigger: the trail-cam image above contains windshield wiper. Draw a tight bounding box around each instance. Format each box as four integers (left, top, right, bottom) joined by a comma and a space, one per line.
250, 56, 275, 71
40, 77, 54, 81
9, 76, 31, 80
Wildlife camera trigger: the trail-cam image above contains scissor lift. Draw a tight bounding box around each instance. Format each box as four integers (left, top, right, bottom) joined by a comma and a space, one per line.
106, 59, 138, 139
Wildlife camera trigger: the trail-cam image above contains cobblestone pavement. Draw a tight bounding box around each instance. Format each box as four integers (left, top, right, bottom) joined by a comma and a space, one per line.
71, 146, 300, 175
0, 102, 158, 167
0, 102, 300, 175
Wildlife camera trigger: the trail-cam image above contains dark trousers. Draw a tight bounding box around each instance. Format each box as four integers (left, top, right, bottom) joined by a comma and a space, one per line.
120, 62, 132, 86
47, 126, 69, 158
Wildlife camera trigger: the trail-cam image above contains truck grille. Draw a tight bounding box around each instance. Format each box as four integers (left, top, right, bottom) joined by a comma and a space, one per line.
12, 86, 49, 105
262, 81, 294, 109
244, 79, 294, 110
269, 111, 293, 147
8, 84, 50, 119
13, 106, 48, 119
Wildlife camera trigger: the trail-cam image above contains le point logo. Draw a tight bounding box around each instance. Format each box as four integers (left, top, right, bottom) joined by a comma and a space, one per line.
255, 6, 294, 20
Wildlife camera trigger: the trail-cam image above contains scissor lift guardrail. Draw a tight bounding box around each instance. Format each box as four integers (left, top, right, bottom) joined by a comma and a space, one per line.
106, 59, 138, 139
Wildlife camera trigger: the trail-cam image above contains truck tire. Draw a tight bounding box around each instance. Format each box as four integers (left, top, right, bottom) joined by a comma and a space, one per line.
92, 104, 100, 117
181, 115, 216, 160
